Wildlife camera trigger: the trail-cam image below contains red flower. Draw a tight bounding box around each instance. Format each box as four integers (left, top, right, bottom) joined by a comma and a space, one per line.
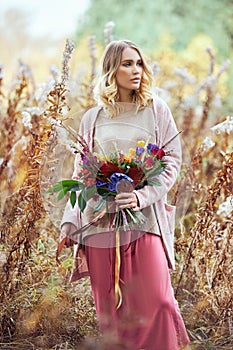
128, 166, 144, 186
85, 177, 96, 187
144, 157, 155, 168
119, 153, 124, 162
100, 162, 122, 179
157, 149, 165, 159
151, 148, 158, 156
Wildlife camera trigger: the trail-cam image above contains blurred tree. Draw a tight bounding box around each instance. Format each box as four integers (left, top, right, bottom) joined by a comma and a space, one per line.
76, 0, 233, 56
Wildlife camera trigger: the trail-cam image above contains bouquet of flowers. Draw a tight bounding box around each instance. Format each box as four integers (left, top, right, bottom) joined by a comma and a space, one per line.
49, 136, 167, 229
48, 132, 178, 308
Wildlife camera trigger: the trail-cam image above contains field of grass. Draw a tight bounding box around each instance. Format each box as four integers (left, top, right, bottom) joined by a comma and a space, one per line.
0, 37, 232, 349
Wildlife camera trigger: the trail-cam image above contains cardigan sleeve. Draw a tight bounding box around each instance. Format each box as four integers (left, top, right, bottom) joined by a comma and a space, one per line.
134, 97, 182, 209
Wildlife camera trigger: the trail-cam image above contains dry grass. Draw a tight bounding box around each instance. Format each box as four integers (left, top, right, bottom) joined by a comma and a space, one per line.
0, 37, 232, 349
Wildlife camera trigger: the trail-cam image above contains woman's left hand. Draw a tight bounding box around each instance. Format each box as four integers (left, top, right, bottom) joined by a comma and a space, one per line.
115, 192, 140, 211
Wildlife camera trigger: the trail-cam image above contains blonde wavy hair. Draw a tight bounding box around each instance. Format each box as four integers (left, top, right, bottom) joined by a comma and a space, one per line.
93, 40, 153, 118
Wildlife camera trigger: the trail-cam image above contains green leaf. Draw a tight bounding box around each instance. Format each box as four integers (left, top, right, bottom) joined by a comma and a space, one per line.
146, 164, 165, 178
70, 183, 85, 192
57, 187, 70, 201
97, 187, 111, 196
93, 197, 106, 213
85, 186, 97, 200
70, 191, 77, 208
125, 208, 138, 223
59, 179, 82, 187
77, 186, 97, 212
147, 179, 162, 186
78, 190, 87, 212
47, 179, 81, 193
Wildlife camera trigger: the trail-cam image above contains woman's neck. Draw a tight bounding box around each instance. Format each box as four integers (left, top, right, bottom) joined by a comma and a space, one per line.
118, 89, 133, 103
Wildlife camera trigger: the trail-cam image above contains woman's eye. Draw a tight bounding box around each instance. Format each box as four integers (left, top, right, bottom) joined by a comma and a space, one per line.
122, 61, 142, 67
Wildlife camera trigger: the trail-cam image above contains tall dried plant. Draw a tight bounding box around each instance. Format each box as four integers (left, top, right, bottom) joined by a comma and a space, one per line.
0, 40, 75, 340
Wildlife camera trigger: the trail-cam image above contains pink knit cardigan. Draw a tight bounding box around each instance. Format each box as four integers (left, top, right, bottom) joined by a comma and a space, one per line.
61, 95, 182, 279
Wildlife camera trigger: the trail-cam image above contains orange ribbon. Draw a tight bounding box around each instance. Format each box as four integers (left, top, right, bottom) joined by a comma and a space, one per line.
114, 229, 122, 309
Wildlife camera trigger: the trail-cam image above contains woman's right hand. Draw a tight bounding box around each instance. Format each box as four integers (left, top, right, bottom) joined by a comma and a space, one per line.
60, 223, 77, 248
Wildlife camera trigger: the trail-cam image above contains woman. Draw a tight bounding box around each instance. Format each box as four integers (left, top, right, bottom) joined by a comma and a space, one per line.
60, 40, 191, 350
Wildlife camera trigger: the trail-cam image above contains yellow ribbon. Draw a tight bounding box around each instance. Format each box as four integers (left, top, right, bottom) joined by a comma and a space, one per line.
114, 229, 123, 309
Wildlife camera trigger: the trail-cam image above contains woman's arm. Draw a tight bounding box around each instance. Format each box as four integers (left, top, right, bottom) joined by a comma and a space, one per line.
134, 98, 182, 209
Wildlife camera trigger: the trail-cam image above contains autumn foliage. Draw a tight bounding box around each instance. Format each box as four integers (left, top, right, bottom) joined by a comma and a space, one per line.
0, 35, 232, 350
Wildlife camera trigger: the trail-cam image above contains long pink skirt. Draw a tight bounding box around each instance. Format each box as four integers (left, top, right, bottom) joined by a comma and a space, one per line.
84, 232, 190, 350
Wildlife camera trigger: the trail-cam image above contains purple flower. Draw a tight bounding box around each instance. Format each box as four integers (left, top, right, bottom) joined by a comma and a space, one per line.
136, 147, 145, 155
147, 143, 159, 155
81, 155, 89, 165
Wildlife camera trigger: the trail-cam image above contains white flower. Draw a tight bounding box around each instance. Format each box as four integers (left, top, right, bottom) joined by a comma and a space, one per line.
7, 159, 13, 177
162, 80, 178, 90
35, 79, 56, 105
217, 196, 233, 217
22, 111, 32, 129
51, 118, 62, 126
105, 21, 115, 30
218, 59, 231, 76
182, 95, 198, 110
104, 21, 115, 44
50, 64, 59, 82
201, 137, 215, 151
151, 61, 160, 78
174, 67, 196, 84
25, 107, 44, 116
61, 39, 75, 84
212, 93, 222, 109
20, 136, 28, 151
211, 116, 233, 134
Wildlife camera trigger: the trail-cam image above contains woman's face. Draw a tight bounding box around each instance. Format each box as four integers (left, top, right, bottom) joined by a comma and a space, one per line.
115, 47, 143, 101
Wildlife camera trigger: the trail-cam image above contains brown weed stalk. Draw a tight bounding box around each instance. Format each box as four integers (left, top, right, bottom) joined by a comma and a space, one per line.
174, 151, 233, 346
0, 40, 75, 341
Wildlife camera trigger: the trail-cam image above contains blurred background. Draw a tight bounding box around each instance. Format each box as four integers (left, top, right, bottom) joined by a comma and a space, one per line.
1, 0, 232, 103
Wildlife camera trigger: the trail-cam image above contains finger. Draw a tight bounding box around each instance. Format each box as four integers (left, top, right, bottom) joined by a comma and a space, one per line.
115, 192, 129, 200
118, 200, 137, 209
116, 200, 137, 209
115, 193, 135, 202
115, 197, 131, 205
132, 205, 140, 212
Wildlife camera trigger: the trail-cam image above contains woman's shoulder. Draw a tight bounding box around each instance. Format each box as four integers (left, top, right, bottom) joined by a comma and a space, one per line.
151, 94, 175, 128
152, 94, 171, 112
81, 105, 102, 125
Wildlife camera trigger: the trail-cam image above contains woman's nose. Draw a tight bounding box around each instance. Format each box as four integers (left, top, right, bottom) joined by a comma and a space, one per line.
132, 65, 140, 73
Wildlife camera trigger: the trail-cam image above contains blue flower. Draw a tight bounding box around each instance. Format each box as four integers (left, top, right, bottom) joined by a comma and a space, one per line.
108, 173, 133, 192
96, 180, 107, 188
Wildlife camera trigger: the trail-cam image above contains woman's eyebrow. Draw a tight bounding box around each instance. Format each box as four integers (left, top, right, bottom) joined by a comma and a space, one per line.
121, 59, 142, 63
